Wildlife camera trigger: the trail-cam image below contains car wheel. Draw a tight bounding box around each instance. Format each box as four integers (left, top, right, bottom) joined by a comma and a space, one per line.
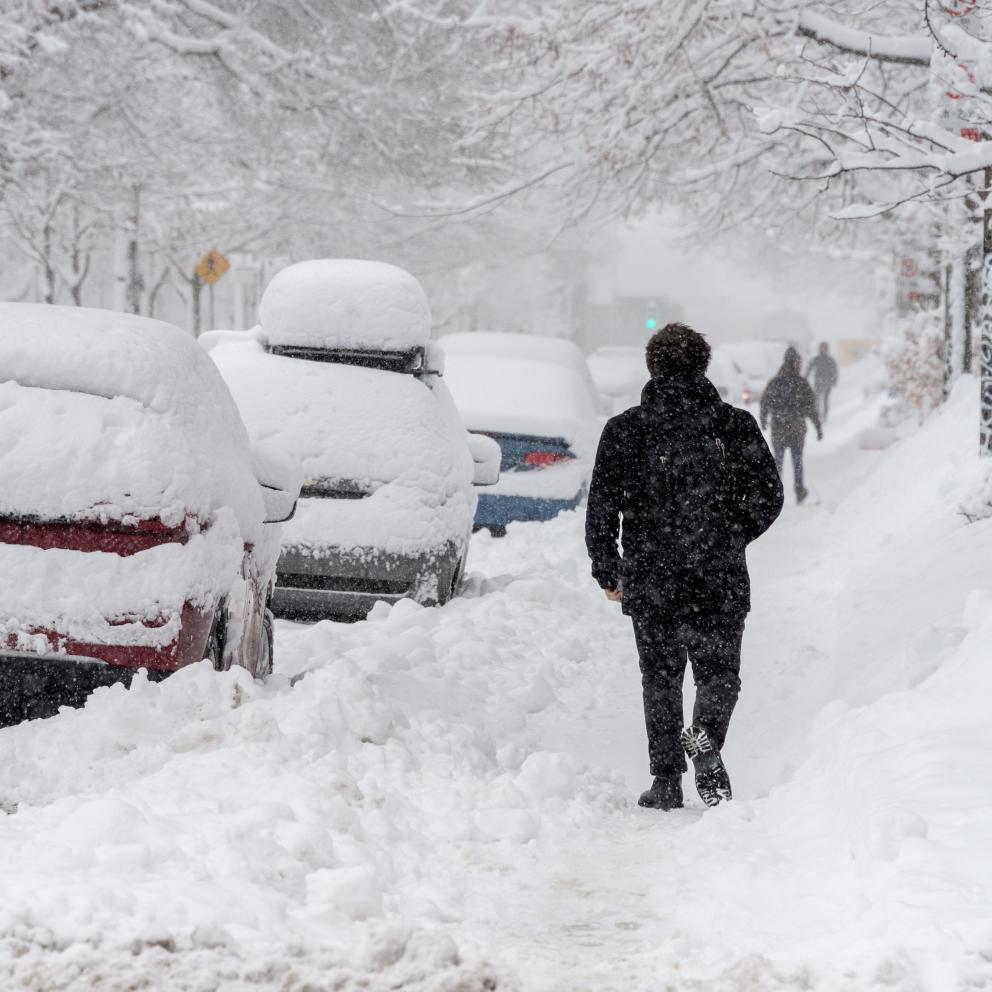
205, 611, 225, 671
448, 557, 465, 602
257, 608, 275, 680
487, 524, 507, 538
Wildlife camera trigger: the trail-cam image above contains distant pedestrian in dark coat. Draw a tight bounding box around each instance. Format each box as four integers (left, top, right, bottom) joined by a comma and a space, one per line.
585, 323, 783, 811
760, 347, 822, 504
806, 342, 839, 422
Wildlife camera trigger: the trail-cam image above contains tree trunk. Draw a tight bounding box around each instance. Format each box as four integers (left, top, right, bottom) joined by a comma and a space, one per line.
950, 256, 966, 381
42, 219, 56, 305
126, 184, 142, 314
981, 167, 992, 454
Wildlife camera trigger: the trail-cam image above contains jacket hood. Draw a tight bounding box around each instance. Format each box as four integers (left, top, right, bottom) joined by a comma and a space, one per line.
639, 374, 724, 423
780, 346, 802, 373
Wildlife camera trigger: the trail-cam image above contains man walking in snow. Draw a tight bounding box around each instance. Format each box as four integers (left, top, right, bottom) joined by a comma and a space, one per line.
585, 323, 783, 811
760, 346, 822, 505
806, 341, 839, 423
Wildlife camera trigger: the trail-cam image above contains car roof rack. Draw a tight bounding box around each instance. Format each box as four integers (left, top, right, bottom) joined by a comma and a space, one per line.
268, 344, 427, 374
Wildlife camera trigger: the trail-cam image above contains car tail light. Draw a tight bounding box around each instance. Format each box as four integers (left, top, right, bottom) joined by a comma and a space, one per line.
0, 515, 192, 556
522, 451, 574, 468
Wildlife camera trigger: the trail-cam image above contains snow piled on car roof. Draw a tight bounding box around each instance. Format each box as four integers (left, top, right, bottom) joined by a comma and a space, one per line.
442, 352, 599, 446
260, 259, 432, 353
0, 304, 263, 540
441, 331, 587, 373
208, 336, 474, 555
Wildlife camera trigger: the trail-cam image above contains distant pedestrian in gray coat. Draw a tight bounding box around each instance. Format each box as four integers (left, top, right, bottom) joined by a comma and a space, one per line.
806, 342, 839, 423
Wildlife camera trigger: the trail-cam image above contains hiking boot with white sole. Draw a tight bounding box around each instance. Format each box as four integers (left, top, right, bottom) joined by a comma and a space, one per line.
681, 725, 732, 807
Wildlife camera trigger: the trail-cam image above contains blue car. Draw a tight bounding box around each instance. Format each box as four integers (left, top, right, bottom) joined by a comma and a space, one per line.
441, 333, 601, 535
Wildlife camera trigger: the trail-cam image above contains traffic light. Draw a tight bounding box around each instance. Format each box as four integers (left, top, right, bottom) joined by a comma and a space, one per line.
645, 317, 657, 331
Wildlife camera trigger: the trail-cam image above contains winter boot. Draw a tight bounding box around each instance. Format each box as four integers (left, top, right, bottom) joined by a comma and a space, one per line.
681, 725, 732, 807
637, 774, 683, 811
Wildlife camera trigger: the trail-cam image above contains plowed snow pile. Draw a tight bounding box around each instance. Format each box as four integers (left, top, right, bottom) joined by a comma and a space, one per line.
0, 360, 989, 990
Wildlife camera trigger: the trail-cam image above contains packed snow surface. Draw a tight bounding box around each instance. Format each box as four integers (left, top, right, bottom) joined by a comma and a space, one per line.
207, 336, 475, 555
0, 357, 989, 989
260, 260, 432, 353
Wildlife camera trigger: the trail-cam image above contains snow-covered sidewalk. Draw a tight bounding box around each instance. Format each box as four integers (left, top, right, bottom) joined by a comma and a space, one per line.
0, 361, 990, 991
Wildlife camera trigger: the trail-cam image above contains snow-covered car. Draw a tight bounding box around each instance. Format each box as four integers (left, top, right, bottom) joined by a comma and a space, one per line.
590, 342, 749, 413
706, 350, 750, 408
715, 340, 791, 406
0, 303, 300, 720
587, 346, 648, 414
205, 260, 499, 621
440, 332, 602, 535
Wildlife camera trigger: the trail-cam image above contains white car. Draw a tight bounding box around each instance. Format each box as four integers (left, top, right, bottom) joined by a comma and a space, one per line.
440, 332, 602, 535
594, 343, 749, 412
715, 340, 790, 406
587, 346, 648, 415
204, 260, 499, 620
707, 350, 751, 408
0, 304, 299, 722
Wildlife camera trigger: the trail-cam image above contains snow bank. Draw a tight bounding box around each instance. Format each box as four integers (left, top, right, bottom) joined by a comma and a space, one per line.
2, 360, 990, 988
260, 260, 432, 353
208, 337, 474, 555
0, 518, 624, 986
0, 304, 263, 542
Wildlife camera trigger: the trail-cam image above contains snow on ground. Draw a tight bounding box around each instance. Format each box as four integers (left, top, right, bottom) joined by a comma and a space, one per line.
0, 357, 990, 990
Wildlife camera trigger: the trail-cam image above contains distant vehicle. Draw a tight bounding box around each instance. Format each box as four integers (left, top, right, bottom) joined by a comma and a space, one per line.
205, 259, 499, 620
587, 346, 647, 415
597, 344, 749, 413
707, 350, 750, 408
714, 341, 789, 406
441, 332, 602, 535
0, 303, 299, 722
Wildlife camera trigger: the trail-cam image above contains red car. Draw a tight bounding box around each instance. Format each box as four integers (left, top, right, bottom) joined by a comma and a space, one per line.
0, 303, 300, 722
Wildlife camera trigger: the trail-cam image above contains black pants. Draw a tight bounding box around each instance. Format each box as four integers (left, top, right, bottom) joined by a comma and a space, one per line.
631, 613, 744, 775
771, 429, 806, 498
816, 387, 832, 422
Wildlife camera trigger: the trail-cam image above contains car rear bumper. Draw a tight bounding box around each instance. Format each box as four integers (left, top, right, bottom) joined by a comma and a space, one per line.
1, 603, 215, 674
272, 543, 462, 621
474, 492, 584, 528
0, 651, 169, 726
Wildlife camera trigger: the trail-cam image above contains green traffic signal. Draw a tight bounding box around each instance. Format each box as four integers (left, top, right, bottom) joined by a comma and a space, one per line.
645, 318, 657, 330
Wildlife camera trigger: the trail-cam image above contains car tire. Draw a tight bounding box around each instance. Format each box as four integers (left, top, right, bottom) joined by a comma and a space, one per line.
442, 557, 464, 604
205, 611, 225, 671
257, 608, 275, 680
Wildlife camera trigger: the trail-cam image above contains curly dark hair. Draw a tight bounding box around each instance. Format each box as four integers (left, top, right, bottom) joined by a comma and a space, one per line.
645, 322, 711, 379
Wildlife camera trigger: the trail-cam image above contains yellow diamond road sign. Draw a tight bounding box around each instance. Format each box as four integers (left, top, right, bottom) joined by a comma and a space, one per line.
195, 249, 230, 285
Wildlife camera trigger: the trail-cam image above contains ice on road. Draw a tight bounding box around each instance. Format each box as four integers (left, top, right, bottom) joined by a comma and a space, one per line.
0, 360, 989, 990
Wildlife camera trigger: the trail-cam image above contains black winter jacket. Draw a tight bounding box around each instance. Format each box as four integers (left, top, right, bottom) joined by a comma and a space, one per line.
586, 376, 782, 619
760, 367, 821, 438
585, 375, 783, 619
